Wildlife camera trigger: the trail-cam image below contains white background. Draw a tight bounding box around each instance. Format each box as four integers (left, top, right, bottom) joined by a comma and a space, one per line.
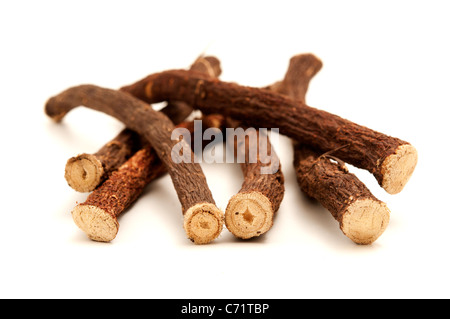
1, 0, 449, 299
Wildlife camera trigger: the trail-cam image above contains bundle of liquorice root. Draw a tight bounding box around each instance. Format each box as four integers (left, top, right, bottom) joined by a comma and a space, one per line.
45, 54, 418, 245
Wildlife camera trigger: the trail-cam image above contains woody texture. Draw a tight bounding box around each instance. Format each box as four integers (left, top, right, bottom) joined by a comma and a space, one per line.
45, 52, 417, 245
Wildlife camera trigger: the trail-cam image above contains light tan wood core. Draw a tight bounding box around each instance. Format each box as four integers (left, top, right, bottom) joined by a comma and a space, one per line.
72, 205, 119, 242
65, 154, 104, 193
225, 192, 274, 239
341, 198, 390, 245
381, 144, 418, 194
183, 203, 224, 244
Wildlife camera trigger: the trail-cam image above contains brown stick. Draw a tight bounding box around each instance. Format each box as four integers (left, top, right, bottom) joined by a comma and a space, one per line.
72, 114, 225, 242
224, 124, 284, 239
224, 55, 321, 239
276, 53, 390, 244
45, 85, 224, 244
121, 69, 418, 194
267, 53, 324, 102
294, 146, 390, 244
64, 106, 188, 193
64, 56, 221, 192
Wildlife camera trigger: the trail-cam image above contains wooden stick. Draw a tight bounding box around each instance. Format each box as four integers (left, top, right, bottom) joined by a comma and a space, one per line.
266, 53, 323, 101
121, 69, 418, 194
45, 86, 224, 244
64, 56, 221, 192
72, 114, 225, 242
270, 53, 322, 174
294, 146, 390, 244
224, 55, 321, 239
64, 106, 187, 192
224, 123, 284, 239
277, 53, 390, 244
65, 129, 140, 193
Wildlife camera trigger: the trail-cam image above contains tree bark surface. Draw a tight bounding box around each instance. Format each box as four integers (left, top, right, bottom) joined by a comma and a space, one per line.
121, 69, 417, 194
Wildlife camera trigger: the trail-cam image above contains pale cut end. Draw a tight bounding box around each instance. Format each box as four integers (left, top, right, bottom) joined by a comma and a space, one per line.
183, 203, 224, 244
340, 198, 390, 245
65, 154, 104, 192
381, 144, 418, 194
192, 56, 222, 78
225, 192, 274, 239
72, 205, 119, 242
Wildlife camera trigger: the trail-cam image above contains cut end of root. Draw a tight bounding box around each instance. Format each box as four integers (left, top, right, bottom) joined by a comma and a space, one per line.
183, 203, 224, 244
72, 205, 119, 242
381, 144, 418, 194
65, 154, 104, 193
341, 198, 390, 245
193, 56, 222, 78
225, 192, 274, 239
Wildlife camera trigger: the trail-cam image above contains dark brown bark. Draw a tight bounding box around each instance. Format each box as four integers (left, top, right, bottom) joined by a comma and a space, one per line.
72, 114, 225, 242
295, 146, 368, 217
45, 85, 217, 214
92, 129, 142, 174
233, 53, 322, 217
46, 85, 225, 243
176, 114, 225, 150
83, 143, 165, 220
64, 102, 192, 192
224, 53, 316, 239
83, 114, 225, 216
64, 56, 221, 193
265, 53, 323, 102
224, 93, 285, 238
121, 69, 417, 194
91, 101, 193, 177
229, 121, 284, 213
224, 121, 285, 239
293, 145, 389, 244
275, 53, 389, 244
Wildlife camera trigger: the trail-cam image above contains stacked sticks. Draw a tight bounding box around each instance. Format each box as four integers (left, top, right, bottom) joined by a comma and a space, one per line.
45, 54, 417, 245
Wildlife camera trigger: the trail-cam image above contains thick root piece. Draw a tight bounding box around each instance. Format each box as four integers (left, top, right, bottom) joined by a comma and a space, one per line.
294, 144, 391, 245
121, 69, 417, 194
